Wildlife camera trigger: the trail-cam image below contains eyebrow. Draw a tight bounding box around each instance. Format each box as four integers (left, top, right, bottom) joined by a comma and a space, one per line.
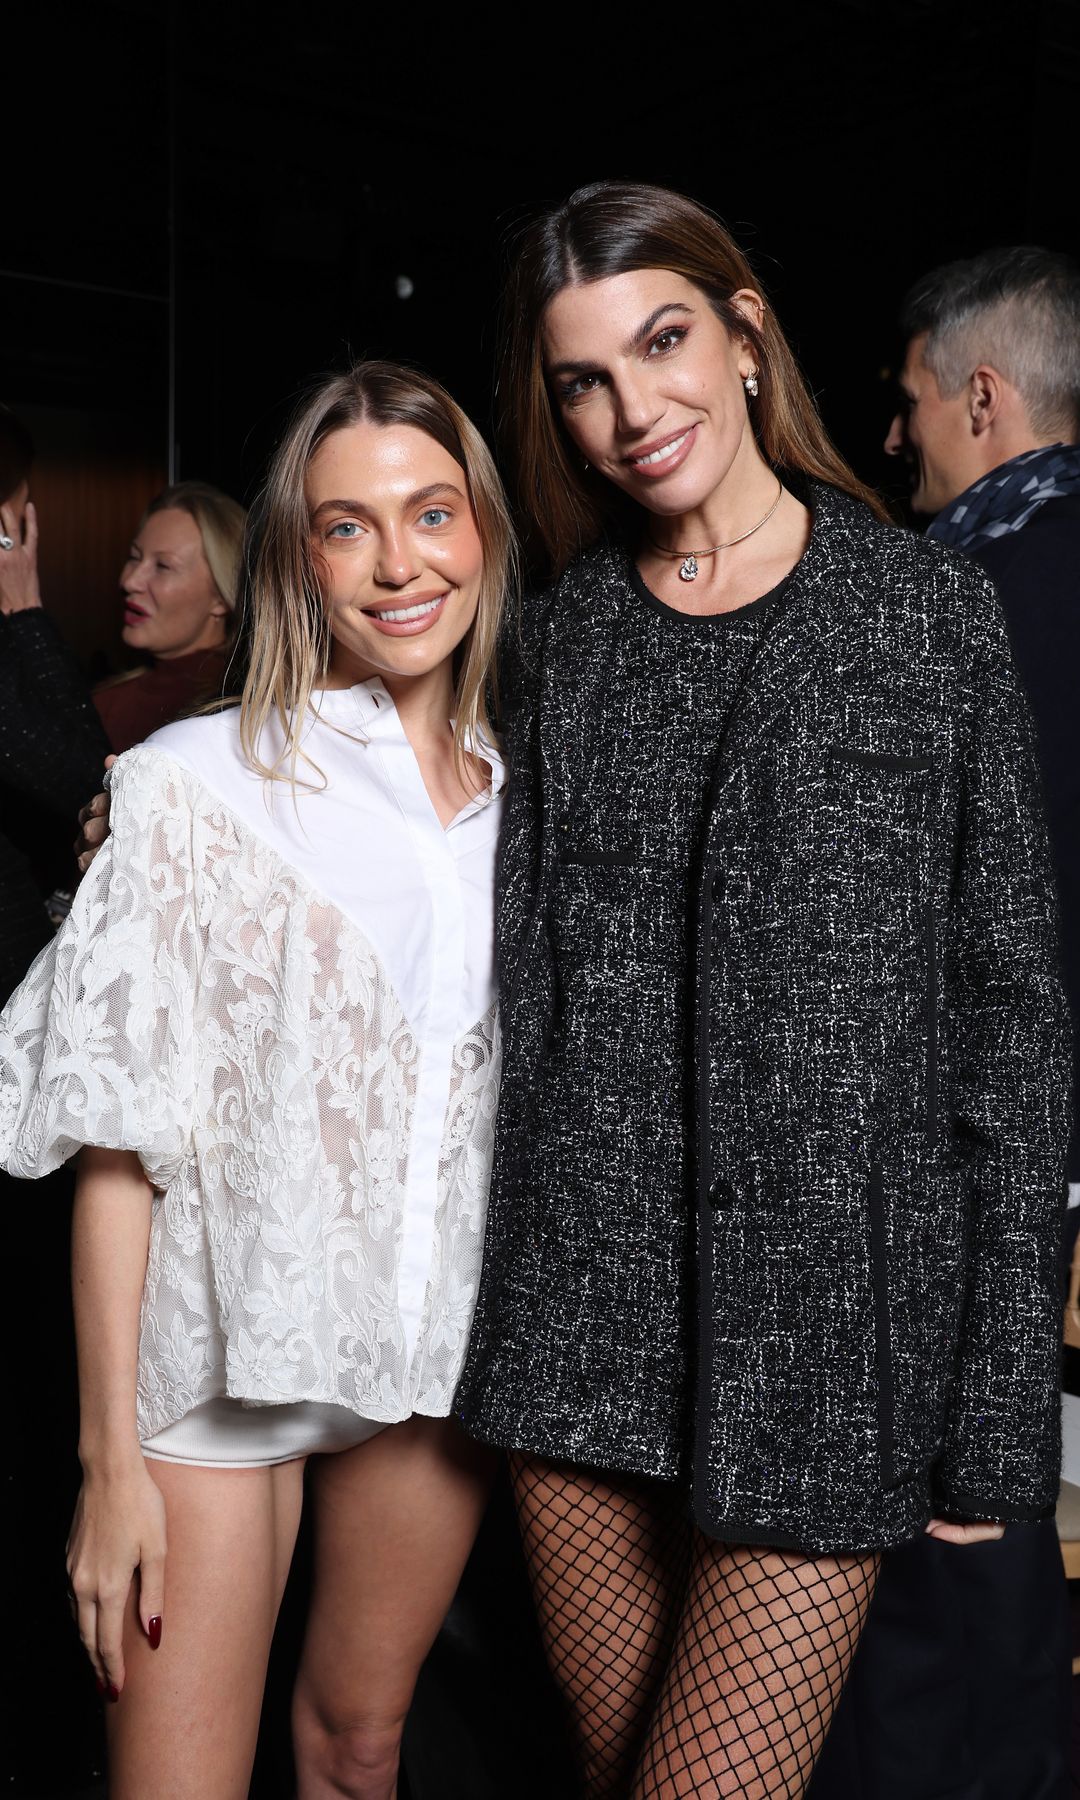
309, 482, 465, 521
546, 302, 695, 379
129, 539, 174, 559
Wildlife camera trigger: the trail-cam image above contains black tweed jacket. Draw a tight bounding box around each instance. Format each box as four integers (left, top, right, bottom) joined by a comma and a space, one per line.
456, 482, 1073, 1554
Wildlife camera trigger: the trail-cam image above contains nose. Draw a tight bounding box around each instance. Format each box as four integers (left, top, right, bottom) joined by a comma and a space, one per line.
373, 526, 421, 588
612, 369, 663, 438
883, 412, 905, 458
122, 557, 146, 593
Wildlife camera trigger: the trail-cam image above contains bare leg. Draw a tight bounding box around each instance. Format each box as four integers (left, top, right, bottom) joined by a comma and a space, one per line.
106, 1456, 306, 1800
511, 1454, 691, 1799
293, 1416, 496, 1800
631, 1534, 880, 1798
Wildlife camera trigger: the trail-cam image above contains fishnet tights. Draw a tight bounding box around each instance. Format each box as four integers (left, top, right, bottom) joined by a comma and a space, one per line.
511, 1455, 879, 1799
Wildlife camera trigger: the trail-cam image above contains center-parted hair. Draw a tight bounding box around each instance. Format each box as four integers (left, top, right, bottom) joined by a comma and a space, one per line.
240, 360, 517, 786
899, 246, 1080, 440
498, 180, 888, 575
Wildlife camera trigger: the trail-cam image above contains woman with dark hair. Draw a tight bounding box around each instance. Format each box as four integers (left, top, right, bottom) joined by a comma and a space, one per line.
454, 183, 1071, 1796
0, 404, 111, 997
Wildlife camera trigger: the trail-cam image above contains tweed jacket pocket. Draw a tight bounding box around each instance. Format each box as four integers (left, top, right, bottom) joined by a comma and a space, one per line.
868, 1157, 972, 1487
828, 747, 933, 774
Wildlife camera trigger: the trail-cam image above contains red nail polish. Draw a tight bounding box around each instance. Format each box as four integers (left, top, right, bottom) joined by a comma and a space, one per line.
96, 1677, 107, 1696
105, 1682, 120, 1703
147, 1615, 162, 1650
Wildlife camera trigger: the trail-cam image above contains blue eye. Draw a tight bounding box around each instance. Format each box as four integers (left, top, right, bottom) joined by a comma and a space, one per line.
327, 521, 361, 539
420, 507, 451, 527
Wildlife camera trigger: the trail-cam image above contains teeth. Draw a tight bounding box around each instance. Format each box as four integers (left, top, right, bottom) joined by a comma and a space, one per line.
374, 595, 445, 623
633, 430, 690, 467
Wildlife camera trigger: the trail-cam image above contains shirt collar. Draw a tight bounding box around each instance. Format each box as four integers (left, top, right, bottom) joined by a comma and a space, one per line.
312, 679, 506, 798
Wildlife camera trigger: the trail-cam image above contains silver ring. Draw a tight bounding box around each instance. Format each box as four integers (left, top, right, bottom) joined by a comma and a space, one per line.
0, 534, 14, 551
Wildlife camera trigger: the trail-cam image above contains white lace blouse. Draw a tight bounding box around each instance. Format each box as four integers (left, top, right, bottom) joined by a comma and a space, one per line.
0, 682, 503, 1445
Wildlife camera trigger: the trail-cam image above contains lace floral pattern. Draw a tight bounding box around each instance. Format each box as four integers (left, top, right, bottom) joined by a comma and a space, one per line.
0, 747, 500, 1438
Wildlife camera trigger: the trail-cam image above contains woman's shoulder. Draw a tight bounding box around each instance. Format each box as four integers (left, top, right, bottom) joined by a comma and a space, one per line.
813, 481, 991, 597
106, 708, 249, 818
138, 706, 251, 791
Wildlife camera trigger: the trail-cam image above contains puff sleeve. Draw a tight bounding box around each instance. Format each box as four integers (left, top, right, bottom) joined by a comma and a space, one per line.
0, 749, 200, 1190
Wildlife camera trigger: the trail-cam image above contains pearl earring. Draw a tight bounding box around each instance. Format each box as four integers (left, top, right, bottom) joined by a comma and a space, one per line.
744, 370, 759, 398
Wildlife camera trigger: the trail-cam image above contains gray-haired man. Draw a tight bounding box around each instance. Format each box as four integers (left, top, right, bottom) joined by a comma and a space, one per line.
812, 246, 1079, 1800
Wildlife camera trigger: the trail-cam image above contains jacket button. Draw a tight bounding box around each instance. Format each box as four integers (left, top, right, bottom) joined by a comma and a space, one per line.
708, 1176, 737, 1212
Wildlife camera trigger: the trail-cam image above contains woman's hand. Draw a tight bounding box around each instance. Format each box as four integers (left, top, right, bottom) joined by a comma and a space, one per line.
924, 1516, 1005, 1545
66, 1455, 167, 1696
75, 759, 116, 873
0, 497, 42, 613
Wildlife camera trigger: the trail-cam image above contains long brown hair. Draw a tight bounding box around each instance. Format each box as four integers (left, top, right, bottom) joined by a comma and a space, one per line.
499, 180, 889, 574
239, 361, 517, 787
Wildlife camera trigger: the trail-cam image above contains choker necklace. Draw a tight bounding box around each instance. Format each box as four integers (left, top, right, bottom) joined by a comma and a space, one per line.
648, 479, 784, 582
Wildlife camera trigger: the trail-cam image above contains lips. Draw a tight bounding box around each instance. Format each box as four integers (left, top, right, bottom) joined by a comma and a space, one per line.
365, 593, 446, 624
123, 600, 149, 622
625, 423, 698, 479
361, 591, 450, 637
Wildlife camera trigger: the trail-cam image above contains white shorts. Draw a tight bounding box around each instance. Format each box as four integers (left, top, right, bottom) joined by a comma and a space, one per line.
141, 1398, 388, 1468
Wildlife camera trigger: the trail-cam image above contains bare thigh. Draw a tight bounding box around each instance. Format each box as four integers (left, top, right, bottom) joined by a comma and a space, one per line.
293, 1415, 496, 1800
106, 1456, 305, 1800
632, 1533, 880, 1799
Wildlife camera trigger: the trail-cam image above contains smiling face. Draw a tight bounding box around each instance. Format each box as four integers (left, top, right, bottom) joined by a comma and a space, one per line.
306, 420, 484, 691
120, 508, 229, 658
884, 333, 976, 515
542, 269, 762, 519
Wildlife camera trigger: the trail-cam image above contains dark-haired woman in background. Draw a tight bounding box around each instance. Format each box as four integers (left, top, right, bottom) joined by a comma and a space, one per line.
455, 183, 1071, 1797
0, 404, 111, 998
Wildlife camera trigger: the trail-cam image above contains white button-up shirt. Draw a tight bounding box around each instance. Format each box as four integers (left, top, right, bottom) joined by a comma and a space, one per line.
0, 680, 504, 1447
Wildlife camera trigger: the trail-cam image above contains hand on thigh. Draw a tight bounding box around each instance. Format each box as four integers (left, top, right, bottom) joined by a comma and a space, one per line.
105, 1458, 304, 1800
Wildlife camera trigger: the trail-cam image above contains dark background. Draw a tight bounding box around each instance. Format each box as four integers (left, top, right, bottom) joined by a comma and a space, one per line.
3, 0, 1078, 672
4, 0, 1078, 1793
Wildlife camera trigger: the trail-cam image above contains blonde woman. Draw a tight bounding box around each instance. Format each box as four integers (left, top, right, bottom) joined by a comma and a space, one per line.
0, 362, 514, 1800
93, 480, 247, 752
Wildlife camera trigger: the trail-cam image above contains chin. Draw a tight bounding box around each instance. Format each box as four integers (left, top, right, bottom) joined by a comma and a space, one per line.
633, 473, 718, 517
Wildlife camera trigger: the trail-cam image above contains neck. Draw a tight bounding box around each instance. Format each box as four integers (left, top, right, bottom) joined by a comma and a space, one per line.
646, 430, 779, 553
383, 665, 457, 749
154, 621, 227, 662
962, 421, 1067, 495
325, 649, 457, 747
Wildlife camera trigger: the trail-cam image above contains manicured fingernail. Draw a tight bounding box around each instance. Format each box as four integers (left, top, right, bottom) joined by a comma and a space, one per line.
96, 1677, 107, 1696
105, 1682, 120, 1703
147, 1615, 162, 1649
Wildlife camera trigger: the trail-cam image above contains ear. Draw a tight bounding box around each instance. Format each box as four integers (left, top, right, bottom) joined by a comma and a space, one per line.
969, 365, 1005, 436
728, 289, 765, 383
209, 594, 230, 620
729, 288, 765, 337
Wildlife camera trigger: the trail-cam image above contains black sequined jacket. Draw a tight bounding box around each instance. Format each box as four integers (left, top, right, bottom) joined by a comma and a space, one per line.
456, 482, 1073, 1555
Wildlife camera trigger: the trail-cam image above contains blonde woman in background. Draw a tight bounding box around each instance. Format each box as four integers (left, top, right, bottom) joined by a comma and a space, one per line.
93, 480, 247, 752
0, 362, 514, 1800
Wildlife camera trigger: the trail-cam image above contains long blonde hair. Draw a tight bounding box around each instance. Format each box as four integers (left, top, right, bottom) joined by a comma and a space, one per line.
499, 181, 890, 574
239, 361, 517, 785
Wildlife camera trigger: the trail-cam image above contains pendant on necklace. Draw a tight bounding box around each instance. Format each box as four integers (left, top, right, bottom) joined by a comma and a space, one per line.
679, 554, 698, 582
